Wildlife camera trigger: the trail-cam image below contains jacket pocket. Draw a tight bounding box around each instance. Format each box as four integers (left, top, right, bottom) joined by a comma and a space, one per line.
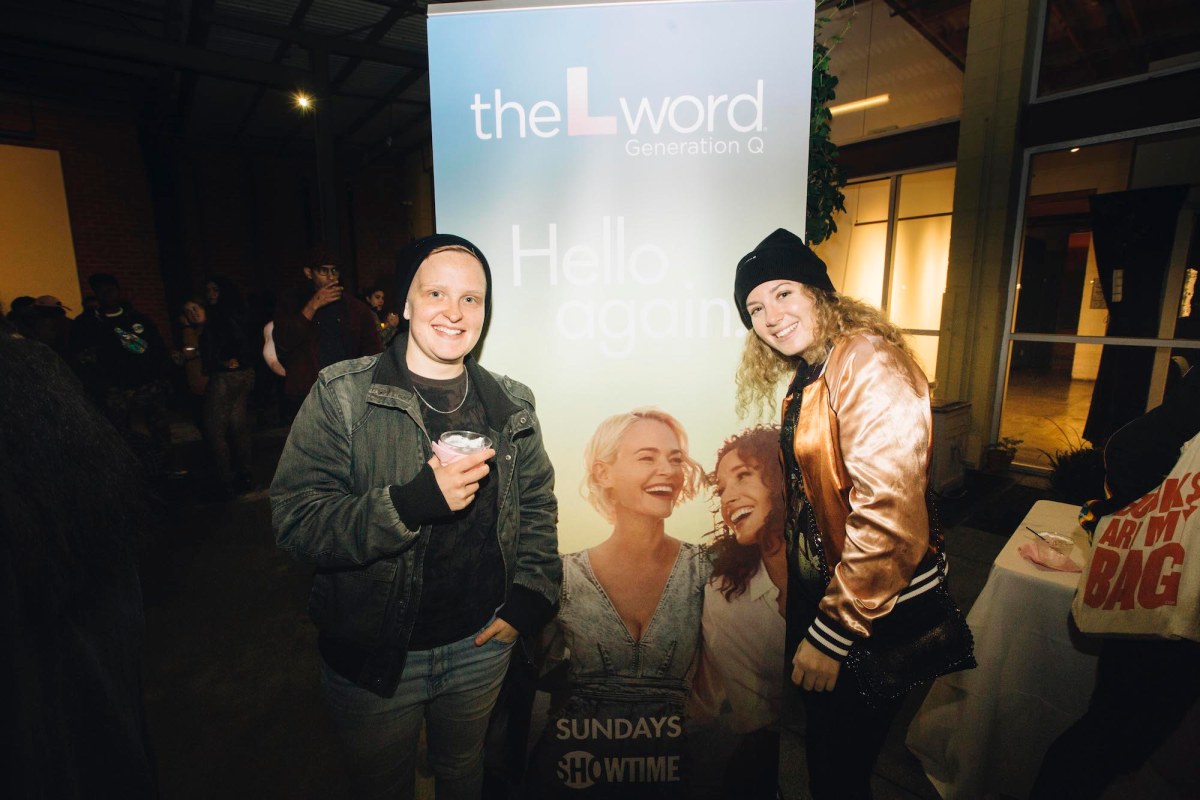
309, 558, 403, 647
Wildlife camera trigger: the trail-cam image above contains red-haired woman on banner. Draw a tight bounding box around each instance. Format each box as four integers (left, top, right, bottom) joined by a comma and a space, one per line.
530, 408, 708, 799
731, 228, 950, 799
699, 425, 787, 799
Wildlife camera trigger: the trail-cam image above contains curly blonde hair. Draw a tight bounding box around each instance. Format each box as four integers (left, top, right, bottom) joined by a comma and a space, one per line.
735, 287, 913, 419
581, 408, 705, 522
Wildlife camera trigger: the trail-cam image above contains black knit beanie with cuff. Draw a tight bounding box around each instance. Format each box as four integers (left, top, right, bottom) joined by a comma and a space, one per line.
733, 228, 833, 329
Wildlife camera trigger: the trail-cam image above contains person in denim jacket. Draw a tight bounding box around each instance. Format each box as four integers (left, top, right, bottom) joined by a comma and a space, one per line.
271, 234, 560, 800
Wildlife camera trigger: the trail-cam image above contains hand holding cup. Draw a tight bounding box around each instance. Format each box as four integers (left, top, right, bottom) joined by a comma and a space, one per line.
429, 431, 494, 511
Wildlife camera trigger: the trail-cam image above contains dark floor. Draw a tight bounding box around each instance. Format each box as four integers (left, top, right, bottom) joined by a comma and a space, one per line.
139, 424, 1048, 800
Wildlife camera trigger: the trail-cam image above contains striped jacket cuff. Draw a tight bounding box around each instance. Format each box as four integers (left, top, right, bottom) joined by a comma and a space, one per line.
805, 614, 859, 662
805, 561, 947, 662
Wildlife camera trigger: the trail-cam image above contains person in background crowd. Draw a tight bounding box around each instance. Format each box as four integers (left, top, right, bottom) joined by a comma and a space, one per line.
362, 284, 400, 347
70, 273, 178, 479
174, 297, 208, 435
697, 425, 788, 800
9, 295, 73, 355
733, 229, 942, 800
1030, 364, 1200, 799
1, 329, 157, 799
272, 246, 382, 409
246, 289, 285, 427
201, 276, 257, 498
271, 233, 559, 799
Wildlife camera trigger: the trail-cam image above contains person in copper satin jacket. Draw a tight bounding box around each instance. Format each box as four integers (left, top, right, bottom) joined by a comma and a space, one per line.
732, 228, 937, 799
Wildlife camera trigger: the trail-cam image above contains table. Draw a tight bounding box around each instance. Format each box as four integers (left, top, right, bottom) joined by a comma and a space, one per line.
905, 500, 1102, 799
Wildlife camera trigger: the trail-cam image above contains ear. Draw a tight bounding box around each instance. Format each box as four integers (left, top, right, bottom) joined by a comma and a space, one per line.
303, 267, 314, 282
592, 460, 613, 489
402, 300, 412, 321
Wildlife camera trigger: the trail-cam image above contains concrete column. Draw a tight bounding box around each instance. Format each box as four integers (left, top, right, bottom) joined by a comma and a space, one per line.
935, 0, 1044, 464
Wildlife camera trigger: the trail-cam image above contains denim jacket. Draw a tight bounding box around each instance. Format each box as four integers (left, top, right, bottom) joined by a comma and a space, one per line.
271, 342, 561, 698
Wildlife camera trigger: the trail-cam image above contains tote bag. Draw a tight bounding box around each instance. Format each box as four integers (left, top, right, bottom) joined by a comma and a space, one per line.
1072, 432, 1200, 641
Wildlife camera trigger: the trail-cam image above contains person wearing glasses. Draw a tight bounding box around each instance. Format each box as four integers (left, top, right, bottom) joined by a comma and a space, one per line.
273, 246, 383, 406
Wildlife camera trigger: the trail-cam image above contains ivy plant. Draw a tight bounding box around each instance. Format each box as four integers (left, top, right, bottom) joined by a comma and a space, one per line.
807, 1, 856, 246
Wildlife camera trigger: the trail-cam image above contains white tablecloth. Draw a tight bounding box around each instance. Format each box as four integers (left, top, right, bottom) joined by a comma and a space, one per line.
905, 500, 1102, 799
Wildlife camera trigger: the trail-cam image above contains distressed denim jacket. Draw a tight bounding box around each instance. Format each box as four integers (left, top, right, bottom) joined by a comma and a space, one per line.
270, 342, 561, 698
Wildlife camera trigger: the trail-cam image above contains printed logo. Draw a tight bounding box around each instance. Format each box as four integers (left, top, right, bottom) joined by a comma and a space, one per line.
470, 67, 766, 157
557, 750, 600, 790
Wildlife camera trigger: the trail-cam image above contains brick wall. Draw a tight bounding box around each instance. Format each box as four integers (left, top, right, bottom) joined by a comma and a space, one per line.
12, 101, 434, 340
22, 105, 169, 338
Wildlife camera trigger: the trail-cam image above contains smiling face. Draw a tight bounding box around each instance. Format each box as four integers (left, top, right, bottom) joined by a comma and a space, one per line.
715, 450, 774, 546
403, 249, 487, 378
745, 280, 819, 358
595, 419, 687, 521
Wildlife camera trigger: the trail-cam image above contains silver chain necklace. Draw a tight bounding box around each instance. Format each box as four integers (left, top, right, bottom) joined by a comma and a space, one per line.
412, 371, 469, 415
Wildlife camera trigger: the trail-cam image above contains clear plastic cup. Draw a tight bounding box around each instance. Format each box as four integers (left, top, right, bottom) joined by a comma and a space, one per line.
1039, 532, 1074, 555
430, 430, 493, 465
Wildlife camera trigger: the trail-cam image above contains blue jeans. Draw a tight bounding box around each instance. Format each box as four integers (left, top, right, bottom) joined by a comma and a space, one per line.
320, 623, 515, 800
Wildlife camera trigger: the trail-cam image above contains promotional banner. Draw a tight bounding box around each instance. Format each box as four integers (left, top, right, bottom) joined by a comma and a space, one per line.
429, 1, 813, 795
429, 0, 813, 551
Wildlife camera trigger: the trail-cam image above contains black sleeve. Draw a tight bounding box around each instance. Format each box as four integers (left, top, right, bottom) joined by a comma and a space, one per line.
1103, 366, 1200, 506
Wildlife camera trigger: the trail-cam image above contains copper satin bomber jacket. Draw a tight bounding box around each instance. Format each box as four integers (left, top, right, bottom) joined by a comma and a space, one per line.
786, 333, 937, 660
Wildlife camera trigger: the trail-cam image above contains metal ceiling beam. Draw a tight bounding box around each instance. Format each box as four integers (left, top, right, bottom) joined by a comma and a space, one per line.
339, 67, 427, 141
231, 0, 317, 144
198, 10, 426, 70
884, 0, 966, 71
331, 1, 420, 90
0, 7, 309, 90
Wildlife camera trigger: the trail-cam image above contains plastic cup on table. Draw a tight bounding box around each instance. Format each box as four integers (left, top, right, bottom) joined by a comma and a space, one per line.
430, 430, 493, 466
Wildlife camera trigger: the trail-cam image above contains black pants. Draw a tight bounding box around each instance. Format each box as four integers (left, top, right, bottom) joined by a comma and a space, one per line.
1030, 637, 1200, 799
797, 672, 903, 800
202, 369, 254, 488
786, 556, 906, 800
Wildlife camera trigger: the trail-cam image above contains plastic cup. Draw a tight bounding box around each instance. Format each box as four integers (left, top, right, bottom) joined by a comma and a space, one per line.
1040, 532, 1074, 555
431, 430, 493, 465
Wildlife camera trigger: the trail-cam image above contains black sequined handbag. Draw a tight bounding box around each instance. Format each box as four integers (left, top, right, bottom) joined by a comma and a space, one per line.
843, 549, 977, 708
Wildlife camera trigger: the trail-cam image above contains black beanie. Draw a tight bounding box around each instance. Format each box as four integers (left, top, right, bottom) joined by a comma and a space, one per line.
733, 228, 833, 328
394, 233, 492, 332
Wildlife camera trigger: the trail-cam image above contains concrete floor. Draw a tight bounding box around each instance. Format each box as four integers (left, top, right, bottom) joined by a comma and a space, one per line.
141, 423, 1157, 799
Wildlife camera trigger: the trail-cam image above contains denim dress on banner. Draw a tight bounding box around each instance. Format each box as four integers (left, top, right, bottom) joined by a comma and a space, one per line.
529, 544, 710, 799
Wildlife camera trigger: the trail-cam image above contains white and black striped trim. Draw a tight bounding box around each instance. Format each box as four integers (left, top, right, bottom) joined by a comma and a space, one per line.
805, 616, 856, 661
896, 562, 945, 604
805, 560, 949, 661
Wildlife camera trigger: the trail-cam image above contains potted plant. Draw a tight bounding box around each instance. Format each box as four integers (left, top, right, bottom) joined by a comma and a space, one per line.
1039, 422, 1106, 504
983, 437, 1022, 472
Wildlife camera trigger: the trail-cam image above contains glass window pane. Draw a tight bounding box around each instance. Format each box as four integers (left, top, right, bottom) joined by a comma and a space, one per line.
905, 333, 939, 384
856, 179, 891, 224
1038, 0, 1200, 97
888, 215, 950, 330
1000, 341, 1178, 467
1016, 136, 1200, 339
827, 0, 965, 144
817, 221, 888, 308
897, 167, 955, 218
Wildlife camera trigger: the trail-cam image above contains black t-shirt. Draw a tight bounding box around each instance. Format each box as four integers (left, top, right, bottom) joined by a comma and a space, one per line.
406, 368, 506, 650
88, 307, 167, 390
314, 300, 350, 369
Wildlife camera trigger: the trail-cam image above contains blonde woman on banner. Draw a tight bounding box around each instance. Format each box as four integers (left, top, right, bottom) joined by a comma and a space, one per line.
694, 426, 787, 800
530, 409, 708, 798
